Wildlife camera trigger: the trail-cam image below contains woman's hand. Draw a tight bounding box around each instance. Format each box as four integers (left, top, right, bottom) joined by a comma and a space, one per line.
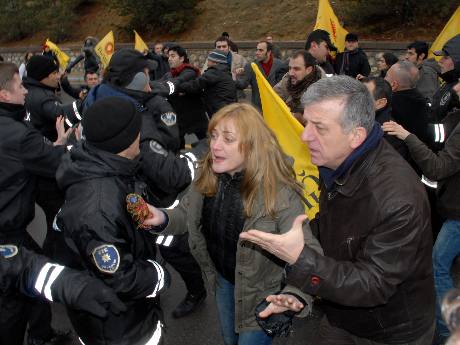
382, 121, 411, 140
142, 203, 167, 228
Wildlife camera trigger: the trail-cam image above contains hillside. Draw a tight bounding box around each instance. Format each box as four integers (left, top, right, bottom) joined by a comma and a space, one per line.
2, 0, 458, 47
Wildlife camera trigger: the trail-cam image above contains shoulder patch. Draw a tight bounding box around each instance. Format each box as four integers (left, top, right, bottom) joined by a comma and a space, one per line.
92, 245, 120, 274
161, 112, 177, 127
0, 245, 18, 258
440, 92, 451, 106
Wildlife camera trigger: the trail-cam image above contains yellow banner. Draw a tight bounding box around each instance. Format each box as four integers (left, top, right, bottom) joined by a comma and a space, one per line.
45, 39, 70, 69
134, 30, 149, 53
313, 0, 348, 53
429, 6, 460, 59
95, 31, 115, 69
251, 63, 320, 220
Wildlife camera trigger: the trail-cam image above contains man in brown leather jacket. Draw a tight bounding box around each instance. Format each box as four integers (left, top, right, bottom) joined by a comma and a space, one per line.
241, 76, 435, 344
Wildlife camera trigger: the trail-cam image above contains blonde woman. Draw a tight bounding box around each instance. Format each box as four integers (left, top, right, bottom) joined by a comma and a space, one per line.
143, 103, 322, 345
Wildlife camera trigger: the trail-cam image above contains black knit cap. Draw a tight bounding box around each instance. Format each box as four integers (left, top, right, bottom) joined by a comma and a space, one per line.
105, 48, 157, 87
26, 55, 59, 81
82, 97, 142, 154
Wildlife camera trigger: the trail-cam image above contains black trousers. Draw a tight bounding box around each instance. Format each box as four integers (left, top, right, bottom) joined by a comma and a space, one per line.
36, 177, 64, 258
158, 233, 205, 296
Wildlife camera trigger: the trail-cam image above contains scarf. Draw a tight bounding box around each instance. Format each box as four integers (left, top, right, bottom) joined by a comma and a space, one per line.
286, 66, 322, 113
171, 63, 201, 78
260, 54, 274, 76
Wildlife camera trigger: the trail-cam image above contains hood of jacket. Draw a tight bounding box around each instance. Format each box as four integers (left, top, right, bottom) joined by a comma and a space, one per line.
56, 142, 139, 191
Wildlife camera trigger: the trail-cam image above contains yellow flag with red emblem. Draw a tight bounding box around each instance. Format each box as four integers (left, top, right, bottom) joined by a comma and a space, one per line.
252, 63, 320, 220
313, 0, 348, 52
95, 31, 115, 69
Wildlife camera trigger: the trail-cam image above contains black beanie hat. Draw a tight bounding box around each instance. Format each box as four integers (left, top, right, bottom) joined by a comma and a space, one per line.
105, 48, 157, 87
82, 97, 142, 154
26, 55, 59, 81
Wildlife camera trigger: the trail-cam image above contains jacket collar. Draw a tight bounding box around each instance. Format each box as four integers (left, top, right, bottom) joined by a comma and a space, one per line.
0, 101, 27, 121
22, 76, 57, 92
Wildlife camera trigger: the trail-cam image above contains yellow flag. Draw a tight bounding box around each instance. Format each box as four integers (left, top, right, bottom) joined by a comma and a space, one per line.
251, 63, 320, 219
429, 6, 460, 59
313, 0, 348, 52
45, 39, 70, 69
134, 30, 149, 53
95, 31, 115, 69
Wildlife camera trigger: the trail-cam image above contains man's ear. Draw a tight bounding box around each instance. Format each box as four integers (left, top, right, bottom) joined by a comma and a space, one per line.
0, 89, 9, 103
375, 97, 388, 110
306, 66, 314, 74
350, 127, 367, 149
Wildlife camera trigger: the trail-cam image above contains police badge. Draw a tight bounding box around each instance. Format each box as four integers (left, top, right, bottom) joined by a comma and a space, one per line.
160, 112, 177, 127
0, 244, 18, 258
92, 244, 120, 274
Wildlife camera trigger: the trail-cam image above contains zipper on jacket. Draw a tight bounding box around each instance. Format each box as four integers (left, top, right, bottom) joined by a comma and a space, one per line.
346, 237, 354, 259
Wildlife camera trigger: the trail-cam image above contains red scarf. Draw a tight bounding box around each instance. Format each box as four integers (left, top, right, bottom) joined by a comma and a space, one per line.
171, 63, 201, 77
260, 54, 274, 76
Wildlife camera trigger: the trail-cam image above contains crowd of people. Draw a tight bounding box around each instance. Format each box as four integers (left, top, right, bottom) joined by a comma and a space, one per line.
0, 28, 459, 345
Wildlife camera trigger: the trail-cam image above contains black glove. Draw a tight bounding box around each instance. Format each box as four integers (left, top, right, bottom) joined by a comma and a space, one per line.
74, 278, 127, 318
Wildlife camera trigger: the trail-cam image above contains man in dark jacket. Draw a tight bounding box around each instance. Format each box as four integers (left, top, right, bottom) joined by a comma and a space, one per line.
235, 40, 286, 109
385, 60, 431, 145
0, 62, 70, 345
84, 48, 207, 319
23, 55, 83, 257
56, 97, 168, 345
305, 29, 337, 75
178, 49, 237, 118
241, 76, 435, 345
405, 40, 440, 103
431, 34, 460, 122
361, 76, 408, 159
163, 44, 209, 146
334, 33, 371, 79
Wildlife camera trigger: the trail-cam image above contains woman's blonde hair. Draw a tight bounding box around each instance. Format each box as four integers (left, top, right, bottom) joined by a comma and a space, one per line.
195, 103, 303, 218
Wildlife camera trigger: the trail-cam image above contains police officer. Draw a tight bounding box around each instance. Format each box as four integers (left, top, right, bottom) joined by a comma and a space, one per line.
56, 97, 169, 345
0, 61, 72, 345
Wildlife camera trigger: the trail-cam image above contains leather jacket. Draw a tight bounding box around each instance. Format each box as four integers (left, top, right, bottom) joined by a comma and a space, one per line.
286, 139, 435, 343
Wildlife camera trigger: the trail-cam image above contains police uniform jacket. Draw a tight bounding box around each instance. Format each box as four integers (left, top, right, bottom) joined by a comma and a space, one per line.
23, 77, 82, 142
0, 102, 64, 241
56, 142, 167, 345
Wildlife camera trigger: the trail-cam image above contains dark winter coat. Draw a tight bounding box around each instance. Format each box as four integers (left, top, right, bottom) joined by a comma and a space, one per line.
431, 69, 460, 122
178, 63, 237, 117
23, 77, 82, 142
163, 66, 209, 137
334, 48, 371, 78
0, 102, 64, 239
55, 142, 168, 345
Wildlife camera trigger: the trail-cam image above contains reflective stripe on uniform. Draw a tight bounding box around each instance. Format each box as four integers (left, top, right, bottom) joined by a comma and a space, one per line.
421, 175, 438, 189
34, 263, 65, 301
146, 261, 165, 298
72, 101, 82, 121
156, 235, 174, 247
43, 265, 65, 301
433, 124, 445, 143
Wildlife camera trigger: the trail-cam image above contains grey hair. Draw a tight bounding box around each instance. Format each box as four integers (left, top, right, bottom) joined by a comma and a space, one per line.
394, 60, 419, 89
301, 75, 375, 133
